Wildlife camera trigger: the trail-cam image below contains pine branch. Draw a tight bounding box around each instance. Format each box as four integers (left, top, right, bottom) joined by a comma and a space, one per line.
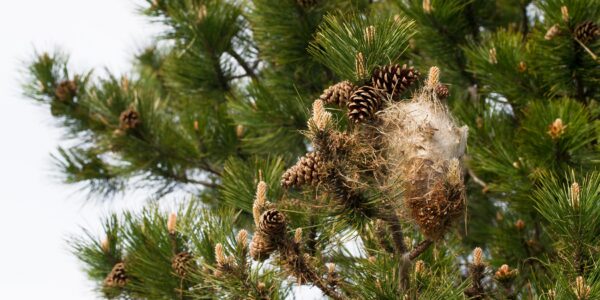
409, 239, 433, 261
228, 49, 258, 81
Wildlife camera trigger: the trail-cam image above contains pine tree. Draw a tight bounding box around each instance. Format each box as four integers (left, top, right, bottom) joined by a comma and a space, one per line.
23, 0, 600, 299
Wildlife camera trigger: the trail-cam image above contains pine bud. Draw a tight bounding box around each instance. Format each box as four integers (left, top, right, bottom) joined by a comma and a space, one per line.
414, 260, 425, 275
473, 247, 484, 266
257, 281, 266, 291
489, 47, 498, 64
294, 228, 302, 244
574, 276, 591, 300
311, 100, 332, 131
215, 243, 227, 267
355, 52, 366, 80
570, 182, 580, 209
547, 289, 556, 300
404, 237, 413, 250
426, 66, 440, 89
494, 264, 518, 284
422, 0, 432, 13
167, 212, 177, 234
236, 124, 245, 138
253, 181, 268, 227
326, 263, 336, 274
496, 211, 504, 222
121, 76, 130, 91
101, 238, 110, 253
545, 24, 560, 40
368, 256, 376, 263
193, 120, 199, 131
518, 61, 527, 73
476, 116, 484, 129
197, 5, 207, 22
547, 118, 566, 139
561, 6, 569, 22
237, 229, 248, 249
364, 26, 375, 45
515, 219, 525, 231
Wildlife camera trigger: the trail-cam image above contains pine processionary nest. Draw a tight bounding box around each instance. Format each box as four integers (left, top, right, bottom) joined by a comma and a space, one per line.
378, 73, 468, 239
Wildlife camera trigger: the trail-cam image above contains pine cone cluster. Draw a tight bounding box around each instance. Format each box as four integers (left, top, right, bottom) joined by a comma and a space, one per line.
119, 108, 141, 130
281, 152, 324, 188
319, 81, 356, 107
171, 251, 194, 277
104, 262, 128, 288
55, 80, 77, 102
250, 231, 276, 261
574, 21, 599, 44
371, 64, 419, 99
347, 86, 384, 123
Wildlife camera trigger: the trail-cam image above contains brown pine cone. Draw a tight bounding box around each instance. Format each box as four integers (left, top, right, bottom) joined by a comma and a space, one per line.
371, 64, 419, 99
348, 86, 384, 123
281, 152, 324, 188
119, 107, 141, 130
250, 231, 276, 261
574, 21, 599, 44
54, 80, 77, 102
104, 262, 128, 288
435, 84, 449, 100
259, 209, 286, 237
319, 81, 356, 107
171, 251, 194, 277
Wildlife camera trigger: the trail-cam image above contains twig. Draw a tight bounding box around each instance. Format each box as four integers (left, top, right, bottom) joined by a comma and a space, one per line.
281, 238, 346, 300
409, 239, 433, 260
377, 207, 408, 254
228, 50, 258, 81
467, 168, 487, 189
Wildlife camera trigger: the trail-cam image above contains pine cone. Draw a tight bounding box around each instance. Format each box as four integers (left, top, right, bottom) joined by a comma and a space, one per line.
319, 81, 356, 107
172, 251, 194, 277
370, 64, 419, 99
259, 209, 286, 236
347, 86, 384, 123
119, 108, 141, 130
105, 262, 128, 288
574, 21, 599, 44
435, 84, 449, 100
55, 80, 77, 102
281, 152, 324, 188
250, 231, 276, 261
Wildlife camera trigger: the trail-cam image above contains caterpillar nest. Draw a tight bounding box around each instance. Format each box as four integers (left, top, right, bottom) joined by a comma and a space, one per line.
379, 67, 468, 240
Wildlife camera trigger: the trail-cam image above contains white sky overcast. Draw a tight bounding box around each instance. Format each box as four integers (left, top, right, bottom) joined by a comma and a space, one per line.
0, 1, 323, 299
0, 1, 161, 298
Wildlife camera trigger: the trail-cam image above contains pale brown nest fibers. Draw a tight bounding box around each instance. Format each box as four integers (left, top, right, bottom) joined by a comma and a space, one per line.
378, 67, 468, 239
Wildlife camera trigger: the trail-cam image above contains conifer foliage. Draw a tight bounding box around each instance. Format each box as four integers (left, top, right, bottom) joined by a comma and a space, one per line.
22, 0, 600, 299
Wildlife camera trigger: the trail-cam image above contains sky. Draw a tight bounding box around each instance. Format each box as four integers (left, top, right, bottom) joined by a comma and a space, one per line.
0, 0, 161, 298
0, 1, 321, 299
